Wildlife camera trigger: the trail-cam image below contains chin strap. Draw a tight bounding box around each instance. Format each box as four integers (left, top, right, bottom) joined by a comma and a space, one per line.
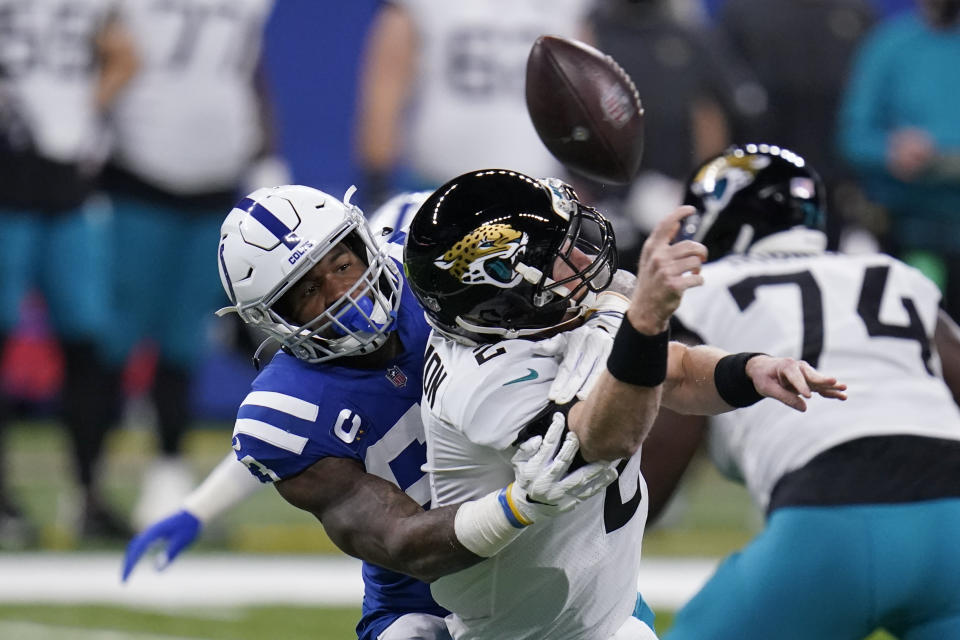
453, 304, 589, 341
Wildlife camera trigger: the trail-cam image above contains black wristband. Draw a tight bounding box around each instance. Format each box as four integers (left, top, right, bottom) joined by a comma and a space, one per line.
606, 322, 670, 387
714, 352, 765, 407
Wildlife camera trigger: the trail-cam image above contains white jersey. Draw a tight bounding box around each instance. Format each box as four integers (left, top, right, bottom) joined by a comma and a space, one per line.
111, 0, 273, 193
394, 0, 593, 184
674, 251, 960, 510
0, 0, 115, 163
421, 333, 647, 640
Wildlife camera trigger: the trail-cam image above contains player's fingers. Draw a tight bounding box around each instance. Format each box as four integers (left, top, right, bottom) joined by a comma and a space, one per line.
818, 388, 849, 400
663, 255, 706, 277
799, 362, 847, 394
532, 412, 566, 466
531, 333, 566, 357
545, 412, 566, 442
797, 361, 833, 383
560, 462, 617, 497
762, 383, 807, 412
549, 433, 581, 477
647, 205, 696, 246
676, 271, 705, 291
166, 533, 193, 564
566, 334, 605, 398
805, 375, 848, 399
667, 239, 709, 262
121, 538, 149, 582
513, 435, 543, 465
576, 366, 602, 400
549, 339, 584, 403
777, 362, 812, 398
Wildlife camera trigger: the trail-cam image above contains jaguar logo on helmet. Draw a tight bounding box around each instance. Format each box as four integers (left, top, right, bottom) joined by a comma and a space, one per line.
680, 144, 827, 260
433, 223, 529, 287
404, 169, 617, 346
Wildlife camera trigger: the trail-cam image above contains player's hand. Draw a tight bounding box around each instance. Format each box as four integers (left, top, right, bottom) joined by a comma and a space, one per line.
121, 509, 201, 582
509, 412, 617, 523
533, 291, 629, 403
887, 127, 935, 181
745, 356, 848, 412
629, 205, 707, 334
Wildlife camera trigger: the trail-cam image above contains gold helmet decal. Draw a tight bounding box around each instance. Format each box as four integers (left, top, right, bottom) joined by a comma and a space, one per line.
434, 223, 528, 287
692, 153, 770, 198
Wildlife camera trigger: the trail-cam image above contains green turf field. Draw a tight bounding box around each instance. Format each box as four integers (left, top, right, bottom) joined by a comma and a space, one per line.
0, 422, 897, 639
3, 420, 760, 555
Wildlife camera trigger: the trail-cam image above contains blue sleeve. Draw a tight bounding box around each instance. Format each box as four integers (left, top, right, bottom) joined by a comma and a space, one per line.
231, 365, 369, 483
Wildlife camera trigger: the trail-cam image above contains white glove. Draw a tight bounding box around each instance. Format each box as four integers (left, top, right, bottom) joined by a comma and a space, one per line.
454, 412, 617, 557
508, 411, 618, 523
533, 291, 630, 403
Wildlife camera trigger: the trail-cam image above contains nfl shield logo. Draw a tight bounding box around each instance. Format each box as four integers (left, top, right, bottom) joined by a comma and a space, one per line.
385, 365, 408, 389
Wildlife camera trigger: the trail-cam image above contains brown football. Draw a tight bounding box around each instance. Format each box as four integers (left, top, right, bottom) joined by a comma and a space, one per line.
526, 35, 644, 184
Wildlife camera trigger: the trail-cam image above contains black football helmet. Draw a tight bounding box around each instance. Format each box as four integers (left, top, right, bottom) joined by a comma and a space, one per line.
677, 144, 827, 261
404, 169, 617, 344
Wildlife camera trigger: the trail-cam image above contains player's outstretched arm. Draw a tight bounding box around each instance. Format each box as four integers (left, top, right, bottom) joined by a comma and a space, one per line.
275, 417, 614, 583
121, 453, 265, 582
662, 347, 847, 415
567, 206, 706, 462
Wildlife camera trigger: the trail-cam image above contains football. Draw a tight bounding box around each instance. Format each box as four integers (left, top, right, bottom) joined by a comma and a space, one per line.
526, 35, 644, 185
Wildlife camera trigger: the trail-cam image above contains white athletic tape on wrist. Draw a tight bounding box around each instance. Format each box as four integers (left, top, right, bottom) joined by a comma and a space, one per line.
454, 484, 530, 558
181, 453, 264, 523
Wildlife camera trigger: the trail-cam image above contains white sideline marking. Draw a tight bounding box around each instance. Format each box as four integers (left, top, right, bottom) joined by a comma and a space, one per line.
0, 553, 718, 610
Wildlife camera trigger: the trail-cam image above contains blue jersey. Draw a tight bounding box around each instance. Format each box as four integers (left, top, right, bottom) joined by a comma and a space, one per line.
231, 261, 448, 638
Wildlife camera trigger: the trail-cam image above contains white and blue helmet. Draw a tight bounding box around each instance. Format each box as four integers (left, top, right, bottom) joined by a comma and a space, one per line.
217, 184, 403, 363
367, 190, 433, 241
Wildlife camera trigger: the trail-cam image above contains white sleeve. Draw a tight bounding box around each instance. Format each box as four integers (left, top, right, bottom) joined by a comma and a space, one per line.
181, 453, 265, 523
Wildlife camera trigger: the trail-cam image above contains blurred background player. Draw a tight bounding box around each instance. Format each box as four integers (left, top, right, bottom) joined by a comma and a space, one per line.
838, 0, 960, 321
717, 0, 876, 249
585, 0, 760, 267
0, 0, 137, 544
354, 0, 593, 209
102, 0, 284, 529
639, 145, 960, 639
403, 169, 844, 640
